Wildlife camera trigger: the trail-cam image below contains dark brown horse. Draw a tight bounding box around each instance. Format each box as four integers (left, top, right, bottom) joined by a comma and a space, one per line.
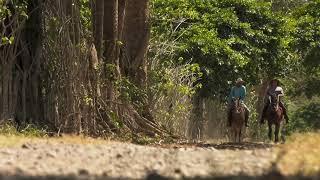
265, 93, 284, 143
230, 98, 245, 143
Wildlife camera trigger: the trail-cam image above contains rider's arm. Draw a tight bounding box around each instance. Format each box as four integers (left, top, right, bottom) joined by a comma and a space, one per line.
239, 86, 246, 102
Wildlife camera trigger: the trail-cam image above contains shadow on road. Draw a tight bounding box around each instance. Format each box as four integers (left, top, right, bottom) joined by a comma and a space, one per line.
146, 171, 319, 180
0, 171, 318, 180
156, 141, 274, 150
197, 142, 273, 150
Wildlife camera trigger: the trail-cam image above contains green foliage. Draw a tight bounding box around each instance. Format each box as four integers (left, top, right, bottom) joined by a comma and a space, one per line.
152, 0, 295, 100
293, 0, 320, 57
264, 0, 307, 14
148, 13, 204, 132
104, 63, 118, 81
0, 121, 48, 137
1, 36, 14, 45
287, 0, 320, 97
117, 77, 147, 106
287, 97, 320, 134
79, 0, 92, 37
0, 0, 28, 47
149, 62, 202, 134
149, 62, 202, 97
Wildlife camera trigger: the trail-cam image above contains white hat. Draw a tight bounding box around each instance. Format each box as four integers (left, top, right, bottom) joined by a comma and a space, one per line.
236, 78, 244, 84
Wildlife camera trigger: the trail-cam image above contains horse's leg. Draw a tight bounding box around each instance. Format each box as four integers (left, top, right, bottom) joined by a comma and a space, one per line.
275, 123, 280, 143
239, 128, 242, 143
268, 123, 272, 141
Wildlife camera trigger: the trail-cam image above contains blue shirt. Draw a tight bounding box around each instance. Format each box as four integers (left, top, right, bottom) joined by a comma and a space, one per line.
228, 85, 246, 103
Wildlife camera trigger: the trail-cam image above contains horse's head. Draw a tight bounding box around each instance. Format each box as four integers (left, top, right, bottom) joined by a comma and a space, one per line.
231, 97, 243, 113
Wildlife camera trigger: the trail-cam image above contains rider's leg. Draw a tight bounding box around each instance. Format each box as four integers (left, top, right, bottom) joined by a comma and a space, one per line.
243, 104, 250, 127
279, 101, 289, 123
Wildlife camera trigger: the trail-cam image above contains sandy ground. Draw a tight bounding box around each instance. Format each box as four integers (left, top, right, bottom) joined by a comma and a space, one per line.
0, 140, 286, 179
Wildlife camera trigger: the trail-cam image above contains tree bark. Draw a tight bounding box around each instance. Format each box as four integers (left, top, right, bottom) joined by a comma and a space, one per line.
122, 0, 150, 87
256, 79, 269, 120
104, 0, 117, 102
93, 0, 104, 59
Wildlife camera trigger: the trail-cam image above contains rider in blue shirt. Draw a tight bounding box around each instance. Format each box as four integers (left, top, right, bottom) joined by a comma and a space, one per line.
227, 78, 250, 127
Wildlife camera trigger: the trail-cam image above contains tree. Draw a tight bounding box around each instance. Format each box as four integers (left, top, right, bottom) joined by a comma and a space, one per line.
0, 0, 43, 125
0, 0, 165, 137
289, 0, 320, 97
151, 0, 295, 139
263, 0, 307, 13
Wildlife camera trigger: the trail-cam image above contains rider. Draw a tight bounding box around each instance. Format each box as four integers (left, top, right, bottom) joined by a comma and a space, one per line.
260, 78, 289, 124
227, 78, 250, 127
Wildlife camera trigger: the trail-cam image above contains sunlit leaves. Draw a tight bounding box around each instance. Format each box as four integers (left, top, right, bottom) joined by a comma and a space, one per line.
152, 0, 293, 98
1, 0, 28, 47
289, 0, 320, 97
1, 36, 14, 46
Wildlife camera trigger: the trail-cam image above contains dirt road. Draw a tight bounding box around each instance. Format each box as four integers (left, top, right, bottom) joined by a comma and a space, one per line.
0, 141, 304, 179
0, 140, 278, 179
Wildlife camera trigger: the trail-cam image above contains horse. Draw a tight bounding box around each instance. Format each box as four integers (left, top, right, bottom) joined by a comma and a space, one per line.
265, 93, 284, 143
230, 98, 245, 143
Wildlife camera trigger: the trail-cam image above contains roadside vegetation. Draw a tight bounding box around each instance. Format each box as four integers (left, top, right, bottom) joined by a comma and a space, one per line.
0, 0, 319, 147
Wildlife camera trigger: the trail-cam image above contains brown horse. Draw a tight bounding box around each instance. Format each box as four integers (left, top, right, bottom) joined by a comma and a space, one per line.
230, 98, 245, 143
265, 93, 284, 143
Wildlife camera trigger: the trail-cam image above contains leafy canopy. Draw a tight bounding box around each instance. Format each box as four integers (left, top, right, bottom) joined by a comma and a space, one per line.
152, 0, 295, 99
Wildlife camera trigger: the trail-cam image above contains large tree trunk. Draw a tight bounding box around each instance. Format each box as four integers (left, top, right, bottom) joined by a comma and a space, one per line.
93, 0, 104, 59
1, 0, 164, 136
256, 79, 269, 120
122, 0, 156, 123
104, 0, 120, 102
122, 0, 150, 87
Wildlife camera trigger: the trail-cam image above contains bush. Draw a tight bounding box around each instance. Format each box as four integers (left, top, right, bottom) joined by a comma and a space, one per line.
287, 99, 320, 134
0, 121, 48, 137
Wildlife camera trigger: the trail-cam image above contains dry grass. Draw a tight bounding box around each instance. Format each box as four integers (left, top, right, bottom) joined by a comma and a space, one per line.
0, 135, 36, 147
276, 132, 320, 176
0, 121, 112, 147
0, 135, 111, 148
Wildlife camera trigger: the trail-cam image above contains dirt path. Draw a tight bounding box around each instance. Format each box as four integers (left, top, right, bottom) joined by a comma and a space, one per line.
0, 140, 284, 179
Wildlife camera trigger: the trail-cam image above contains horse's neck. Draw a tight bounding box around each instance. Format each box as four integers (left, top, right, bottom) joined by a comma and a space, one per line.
235, 100, 241, 108
234, 100, 243, 112
276, 95, 280, 109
